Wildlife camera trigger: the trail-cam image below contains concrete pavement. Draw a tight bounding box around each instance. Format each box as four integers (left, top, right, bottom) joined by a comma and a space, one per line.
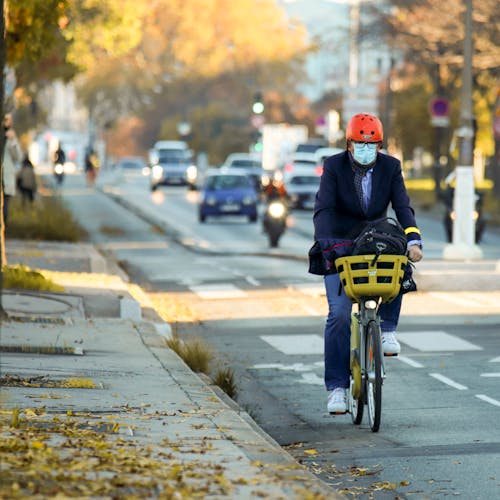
1, 239, 341, 499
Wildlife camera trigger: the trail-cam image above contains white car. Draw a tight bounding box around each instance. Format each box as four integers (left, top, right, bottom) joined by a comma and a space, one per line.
315, 147, 344, 165
283, 166, 321, 210
220, 153, 265, 191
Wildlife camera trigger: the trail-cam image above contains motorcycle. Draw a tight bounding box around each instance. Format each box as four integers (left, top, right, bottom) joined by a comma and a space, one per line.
54, 163, 65, 186
262, 198, 288, 248
442, 187, 485, 243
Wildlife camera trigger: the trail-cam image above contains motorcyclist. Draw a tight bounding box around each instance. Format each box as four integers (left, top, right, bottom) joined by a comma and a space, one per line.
262, 179, 288, 247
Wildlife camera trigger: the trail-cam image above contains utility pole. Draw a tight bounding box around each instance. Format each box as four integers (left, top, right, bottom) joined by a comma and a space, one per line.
1, 0, 8, 320
443, 0, 482, 260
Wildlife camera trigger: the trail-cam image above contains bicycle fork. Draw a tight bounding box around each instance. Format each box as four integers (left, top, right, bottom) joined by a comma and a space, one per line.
358, 303, 386, 388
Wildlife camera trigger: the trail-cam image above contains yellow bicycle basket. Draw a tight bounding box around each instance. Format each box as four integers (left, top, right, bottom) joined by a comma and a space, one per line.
335, 254, 408, 303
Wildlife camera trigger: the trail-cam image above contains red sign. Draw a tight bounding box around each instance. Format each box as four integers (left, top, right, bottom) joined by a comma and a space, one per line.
251, 114, 265, 129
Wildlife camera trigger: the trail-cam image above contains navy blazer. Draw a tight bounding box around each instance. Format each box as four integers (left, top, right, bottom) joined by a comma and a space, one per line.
313, 151, 421, 244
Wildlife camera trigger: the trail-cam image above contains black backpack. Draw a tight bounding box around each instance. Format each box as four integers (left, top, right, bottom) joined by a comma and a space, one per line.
350, 217, 407, 264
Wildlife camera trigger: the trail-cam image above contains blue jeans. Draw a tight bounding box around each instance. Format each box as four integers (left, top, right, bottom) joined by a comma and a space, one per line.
323, 272, 403, 391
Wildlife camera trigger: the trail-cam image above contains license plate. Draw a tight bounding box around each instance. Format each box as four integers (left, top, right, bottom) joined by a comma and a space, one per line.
220, 204, 240, 212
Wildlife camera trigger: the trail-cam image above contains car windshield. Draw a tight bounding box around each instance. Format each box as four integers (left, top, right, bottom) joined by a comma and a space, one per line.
158, 149, 190, 163
229, 160, 261, 169
120, 159, 144, 169
205, 175, 251, 190
289, 176, 321, 186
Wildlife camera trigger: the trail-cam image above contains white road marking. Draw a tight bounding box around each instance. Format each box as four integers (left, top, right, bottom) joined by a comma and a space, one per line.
427, 292, 498, 309
299, 372, 324, 385
245, 276, 261, 286
252, 361, 323, 372
429, 373, 468, 390
189, 284, 247, 299
397, 356, 424, 368
480, 373, 500, 377
260, 334, 324, 355
290, 283, 325, 297
490, 356, 500, 363
476, 394, 500, 407
397, 331, 482, 352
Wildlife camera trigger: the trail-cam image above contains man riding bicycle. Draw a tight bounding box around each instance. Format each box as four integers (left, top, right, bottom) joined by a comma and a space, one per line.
313, 113, 423, 415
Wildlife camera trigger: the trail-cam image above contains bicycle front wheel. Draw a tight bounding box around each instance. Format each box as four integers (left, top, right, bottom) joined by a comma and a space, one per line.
366, 320, 382, 432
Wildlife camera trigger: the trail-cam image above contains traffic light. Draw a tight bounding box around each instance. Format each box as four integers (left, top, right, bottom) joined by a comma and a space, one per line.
252, 92, 264, 114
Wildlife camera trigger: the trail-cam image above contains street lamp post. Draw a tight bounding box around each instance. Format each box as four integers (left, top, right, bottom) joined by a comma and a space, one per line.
443, 0, 482, 260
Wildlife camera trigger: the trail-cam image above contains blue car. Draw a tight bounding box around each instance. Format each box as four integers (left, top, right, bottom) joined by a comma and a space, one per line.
199, 170, 258, 223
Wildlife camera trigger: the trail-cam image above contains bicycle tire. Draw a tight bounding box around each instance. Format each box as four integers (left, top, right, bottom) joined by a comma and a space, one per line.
350, 376, 364, 425
366, 320, 382, 432
349, 316, 364, 425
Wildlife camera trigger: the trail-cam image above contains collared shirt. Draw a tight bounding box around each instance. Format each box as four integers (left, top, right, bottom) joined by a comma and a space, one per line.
360, 167, 373, 211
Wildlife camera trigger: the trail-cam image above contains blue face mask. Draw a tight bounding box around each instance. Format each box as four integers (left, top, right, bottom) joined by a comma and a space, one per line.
352, 142, 378, 165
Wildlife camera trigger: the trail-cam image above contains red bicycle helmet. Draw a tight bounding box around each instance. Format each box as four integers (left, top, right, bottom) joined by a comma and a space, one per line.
346, 113, 383, 142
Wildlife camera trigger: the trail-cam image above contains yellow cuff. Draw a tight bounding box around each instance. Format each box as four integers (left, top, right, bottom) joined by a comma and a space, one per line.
404, 226, 421, 235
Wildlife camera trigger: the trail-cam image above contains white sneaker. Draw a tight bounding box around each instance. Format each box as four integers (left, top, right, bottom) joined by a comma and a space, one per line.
382, 331, 401, 356
327, 388, 347, 414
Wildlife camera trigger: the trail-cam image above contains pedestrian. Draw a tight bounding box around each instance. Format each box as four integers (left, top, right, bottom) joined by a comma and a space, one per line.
2, 113, 22, 225
53, 142, 66, 186
313, 113, 423, 415
84, 147, 99, 187
17, 155, 37, 206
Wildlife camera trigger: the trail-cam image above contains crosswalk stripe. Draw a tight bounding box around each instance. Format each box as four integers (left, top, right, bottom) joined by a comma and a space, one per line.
189, 284, 247, 299
476, 394, 500, 407
299, 373, 323, 385
260, 334, 323, 355
289, 283, 325, 297
397, 331, 482, 352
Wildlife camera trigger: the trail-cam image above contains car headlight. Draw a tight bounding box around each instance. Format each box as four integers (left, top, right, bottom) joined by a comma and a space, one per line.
242, 196, 256, 206
54, 164, 64, 174
472, 210, 479, 221
142, 166, 151, 176
152, 165, 164, 180
186, 165, 197, 182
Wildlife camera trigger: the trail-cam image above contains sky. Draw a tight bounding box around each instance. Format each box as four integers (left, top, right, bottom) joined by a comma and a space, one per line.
278, 0, 352, 100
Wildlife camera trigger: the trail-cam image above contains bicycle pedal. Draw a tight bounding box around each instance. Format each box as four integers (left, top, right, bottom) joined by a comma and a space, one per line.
384, 352, 398, 357
329, 411, 347, 415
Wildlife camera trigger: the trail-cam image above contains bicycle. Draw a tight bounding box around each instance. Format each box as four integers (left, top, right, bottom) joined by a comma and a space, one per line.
334, 254, 408, 432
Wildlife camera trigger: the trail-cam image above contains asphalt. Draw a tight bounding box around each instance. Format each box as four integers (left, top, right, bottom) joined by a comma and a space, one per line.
2, 175, 499, 498
1, 239, 342, 499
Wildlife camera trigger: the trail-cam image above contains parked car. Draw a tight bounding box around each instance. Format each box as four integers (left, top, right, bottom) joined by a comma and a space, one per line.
220, 153, 265, 192
283, 166, 321, 210
149, 140, 198, 190
198, 169, 258, 223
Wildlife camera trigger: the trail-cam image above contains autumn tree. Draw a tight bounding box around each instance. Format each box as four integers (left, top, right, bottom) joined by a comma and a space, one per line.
374, 0, 499, 170
76, 0, 310, 160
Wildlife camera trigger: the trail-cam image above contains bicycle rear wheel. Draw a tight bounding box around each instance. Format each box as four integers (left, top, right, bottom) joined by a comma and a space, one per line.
366, 320, 382, 432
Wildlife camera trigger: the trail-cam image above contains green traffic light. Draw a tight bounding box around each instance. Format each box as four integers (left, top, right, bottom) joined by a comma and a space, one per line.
252, 102, 264, 114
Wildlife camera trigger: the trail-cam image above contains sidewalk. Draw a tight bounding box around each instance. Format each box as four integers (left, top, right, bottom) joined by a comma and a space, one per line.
1, 240, 341, 499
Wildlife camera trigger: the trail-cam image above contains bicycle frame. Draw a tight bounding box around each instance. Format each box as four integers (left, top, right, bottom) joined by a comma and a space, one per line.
336, 254, 407, 432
